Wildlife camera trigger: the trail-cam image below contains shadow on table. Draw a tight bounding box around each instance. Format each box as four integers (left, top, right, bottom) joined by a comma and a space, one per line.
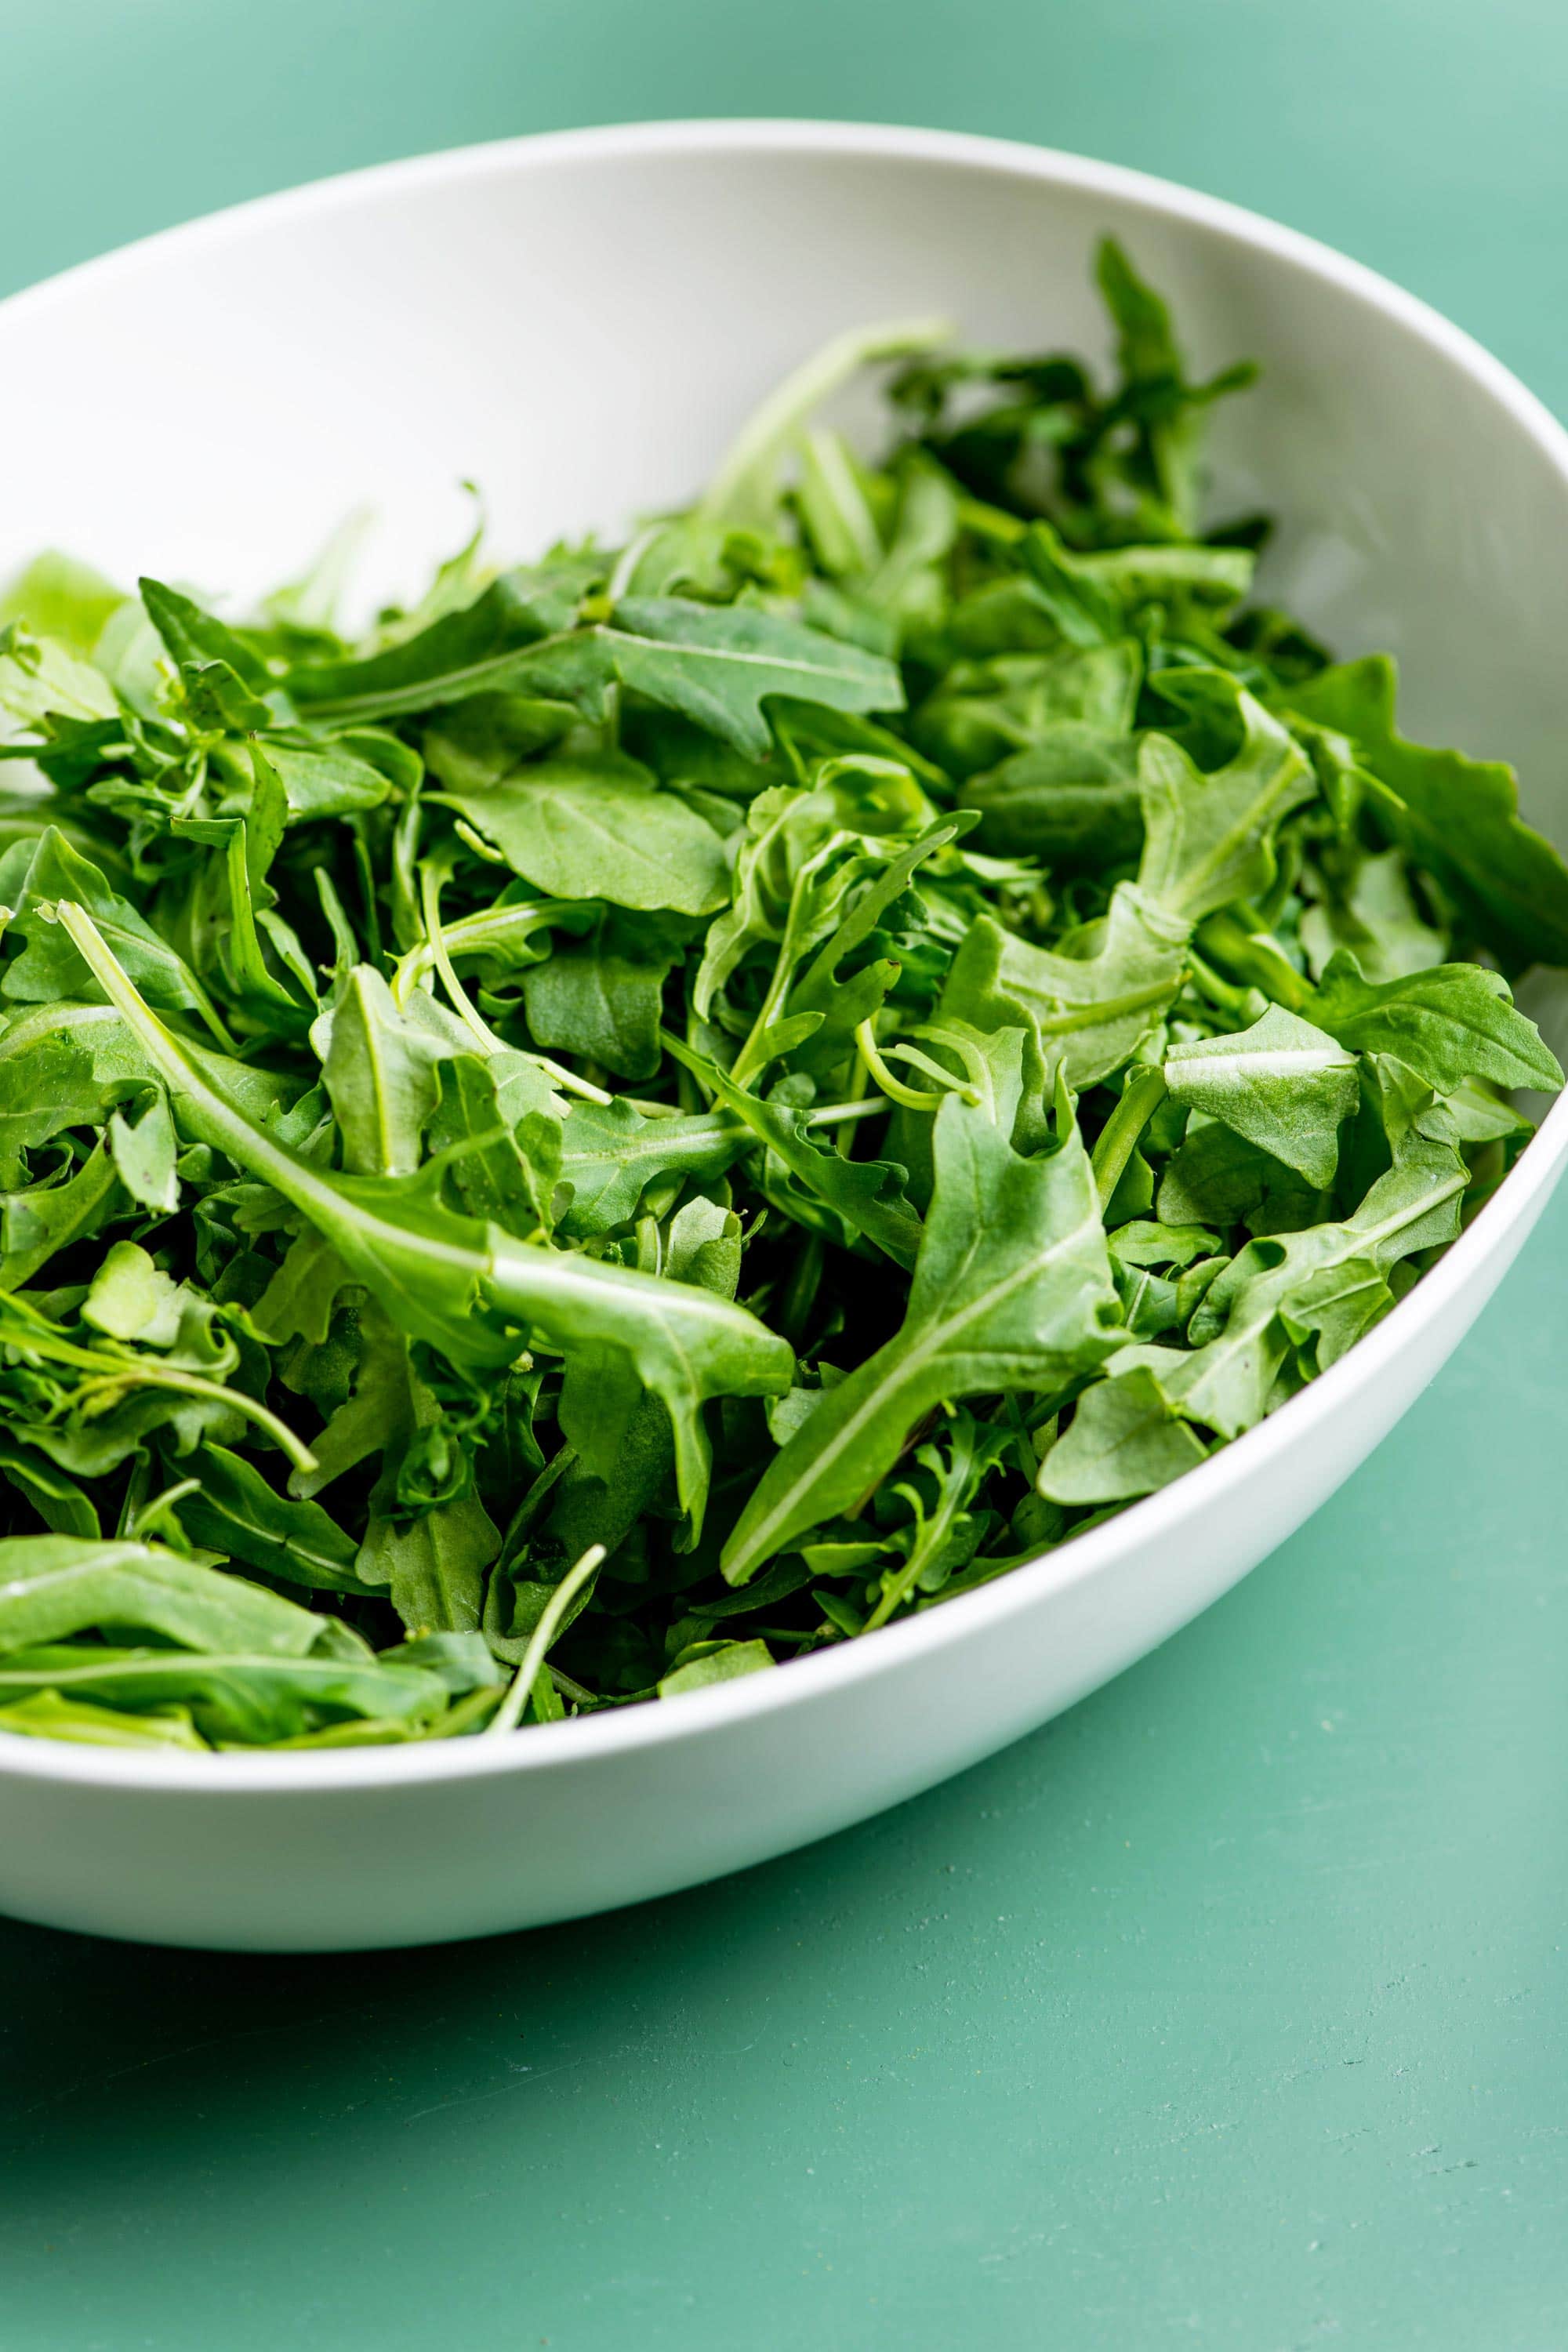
0, 1690, 1078, 2206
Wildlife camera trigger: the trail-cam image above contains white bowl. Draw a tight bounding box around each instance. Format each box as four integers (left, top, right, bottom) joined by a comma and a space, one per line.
3, 121, 1567, 1952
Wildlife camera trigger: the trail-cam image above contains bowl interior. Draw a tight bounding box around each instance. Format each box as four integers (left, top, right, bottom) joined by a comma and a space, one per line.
2, 129, 1568, 1880
5, 127, 1568, 842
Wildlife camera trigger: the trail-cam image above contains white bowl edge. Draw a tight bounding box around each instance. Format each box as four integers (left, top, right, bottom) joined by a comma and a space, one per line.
1, 116, 1566, 1803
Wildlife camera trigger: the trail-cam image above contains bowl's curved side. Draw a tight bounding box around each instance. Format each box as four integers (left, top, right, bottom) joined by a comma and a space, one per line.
2, 1140, 1551, 1952
1, 122, 1567, 1947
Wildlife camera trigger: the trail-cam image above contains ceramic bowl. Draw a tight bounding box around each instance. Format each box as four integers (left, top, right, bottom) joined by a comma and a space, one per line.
3, 121, 1567, 1951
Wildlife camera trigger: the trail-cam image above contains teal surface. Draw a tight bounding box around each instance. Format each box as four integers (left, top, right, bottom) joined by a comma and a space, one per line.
2, 3, 1567, 2343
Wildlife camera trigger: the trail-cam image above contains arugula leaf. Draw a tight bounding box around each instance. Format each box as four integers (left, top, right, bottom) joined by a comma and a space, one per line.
664, 1033, 923, 1269
1139, 1138, 1467, 1439
0, 238, 1559, 1746
960, 727, 1143, 864
940, 885, 1190, 1087
318, 966, 448, 1178
0, 826, 230, 1042
287, 566, 603, 721
356, 1496, 499, 1637
1287, 657, 1568, 969
1305, 953, 1563, 1094
139, 577, 273, 692
1038, 1367, 1208, 1503
1136, 681, 1316, 924
722, 1097, 1119, 1582
0, 1534, 325, 1657
1164, 1004, 1359, 1187
58, 905, 793, 1523
521, 907, 688, 1079
178, 1443, 372, 1595
0, 1643, 448, 1744
555, 1096, 750, 1238
438, 752, 729, 916
608, 596, 904, 759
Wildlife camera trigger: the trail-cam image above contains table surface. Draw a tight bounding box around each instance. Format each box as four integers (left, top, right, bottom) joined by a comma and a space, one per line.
2, 2, 1566, 2344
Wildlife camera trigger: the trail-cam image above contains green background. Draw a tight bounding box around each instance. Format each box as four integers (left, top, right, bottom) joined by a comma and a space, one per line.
3, 2, 1567, 2344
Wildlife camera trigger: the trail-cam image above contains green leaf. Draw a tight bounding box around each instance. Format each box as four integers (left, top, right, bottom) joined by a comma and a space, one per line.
356, 1495, 499, 1636
1150, 1139, 1468, 1438
939, 884, 1190, 1088
2, 1143, 124, 1292
555, 1097, 750, 1239
0, 621, 118, 727
318, 965, 448, 1178
722, 1097, 1119, 1582
1305, 953, 1563, 1094
0, 1534, 325, 1657
960, 727, 1142, 864
0, 1643, 448, 1744
140, 576, 272, 691
697, 314, 949, 535
658, 1639, 775, 1697
1164, 1004, 1359, 1187
0, 1440, 101, 1538
1156, 1119, 1317, 1234
1039, 1367, 1208, 1503
178, 1443, 372, 1595
1287, 655, 1568, 969
0, 1689, 208, 1748
914, 637, 1140, 777
0, 826, 229, 1039
608, 596, 904, 760
440, 751, 729, 916
1094, 234, 1258, 534
216, 731, 398, 824
664, 1035, 923, 1269
1137, 681, 1316, 924
287, 566, 604, 722
59, 906, 794, 1526
1, 551, 126, 655
1299, 847, 1446, 984
521, 908, 685, 1080
106, 1089, 180, 1214
81, 1239, 184, 1345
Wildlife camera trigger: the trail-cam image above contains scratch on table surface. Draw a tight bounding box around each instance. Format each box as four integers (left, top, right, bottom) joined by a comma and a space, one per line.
404, 2057, 583, 2125
16, 2005, 374, 2125
402, 2039, 756, 2125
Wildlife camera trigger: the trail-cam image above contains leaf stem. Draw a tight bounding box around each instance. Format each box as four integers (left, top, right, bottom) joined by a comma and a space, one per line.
1091, 1069, 1168, 1211
1197, 909, 1312, 1011
74, 1366, 319, 1475
862, 1469, 967, 1634
419, 861, 507, 1054
486, 1543, 605, 1735
804, 1096, 887, 1129
854, 1018, 945, 1112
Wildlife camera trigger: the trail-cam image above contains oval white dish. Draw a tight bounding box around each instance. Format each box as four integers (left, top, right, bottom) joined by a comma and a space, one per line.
2, 118, 1566, 1951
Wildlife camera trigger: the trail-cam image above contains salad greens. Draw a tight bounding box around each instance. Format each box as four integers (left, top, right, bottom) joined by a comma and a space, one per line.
0, 238, 1562, 1751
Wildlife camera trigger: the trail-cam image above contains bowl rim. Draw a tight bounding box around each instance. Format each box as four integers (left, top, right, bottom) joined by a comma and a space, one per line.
3, 113, 1566, 1795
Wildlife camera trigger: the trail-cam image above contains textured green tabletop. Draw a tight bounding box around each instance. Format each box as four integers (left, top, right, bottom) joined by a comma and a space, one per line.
2, 2, 1567, 2344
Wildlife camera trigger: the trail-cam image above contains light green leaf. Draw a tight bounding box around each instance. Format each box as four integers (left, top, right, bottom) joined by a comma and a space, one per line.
0, 1535, 324, 1658
722, 1096, 1119, 1582
608, 596, 904, 760
1137, 681, 1315, 923
1164, 1004, 1359, 1186
940, 884, 1190, 1088
1305, 953, 1563, 1094
441, 751, 729, 916
1039, 1367, 1208, 1503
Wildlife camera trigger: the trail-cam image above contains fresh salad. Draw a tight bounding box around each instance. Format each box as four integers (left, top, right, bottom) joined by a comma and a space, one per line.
0, 239, 1561, 1751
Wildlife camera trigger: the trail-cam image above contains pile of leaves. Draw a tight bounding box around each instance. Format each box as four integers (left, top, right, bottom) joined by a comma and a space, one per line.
0, 239, 1563, 1751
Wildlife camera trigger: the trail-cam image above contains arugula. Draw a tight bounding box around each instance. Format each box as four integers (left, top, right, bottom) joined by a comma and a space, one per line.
0, 234, 1558, 1747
